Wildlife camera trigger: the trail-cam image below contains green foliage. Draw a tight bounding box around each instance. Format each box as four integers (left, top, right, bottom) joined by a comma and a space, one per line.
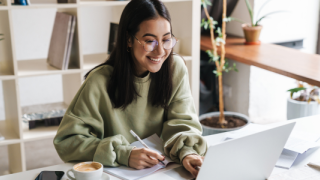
222, 60, 238, 73
212, 60, 238, 76
243, 0, 285, 27
201, 17, 217, 30
201, 0, 212, 9
245, 0, 254, 26
287, 87, 307, 99
254, 11, 285, 26
206, 50, 220, 62
0, 34, 3, 41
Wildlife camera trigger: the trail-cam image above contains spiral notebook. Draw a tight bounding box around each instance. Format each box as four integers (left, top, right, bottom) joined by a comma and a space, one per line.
103, 134, 174, 180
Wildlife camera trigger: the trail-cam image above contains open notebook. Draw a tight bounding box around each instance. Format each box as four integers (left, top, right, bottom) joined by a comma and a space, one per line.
103, 134, 174, 180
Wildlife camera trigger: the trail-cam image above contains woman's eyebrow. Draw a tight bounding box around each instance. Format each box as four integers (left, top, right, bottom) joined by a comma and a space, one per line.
142, 32, 171, 38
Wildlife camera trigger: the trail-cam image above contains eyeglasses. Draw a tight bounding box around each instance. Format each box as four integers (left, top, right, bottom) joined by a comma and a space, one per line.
133, 35, 178, 52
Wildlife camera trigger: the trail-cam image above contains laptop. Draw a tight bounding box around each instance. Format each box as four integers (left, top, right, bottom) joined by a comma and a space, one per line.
197, 121, 296, 180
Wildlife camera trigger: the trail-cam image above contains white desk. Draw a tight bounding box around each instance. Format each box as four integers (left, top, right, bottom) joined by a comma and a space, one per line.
1, 115, 319, 180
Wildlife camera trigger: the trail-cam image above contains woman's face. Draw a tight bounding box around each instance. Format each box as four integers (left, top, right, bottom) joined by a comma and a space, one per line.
128, 17, 172, 77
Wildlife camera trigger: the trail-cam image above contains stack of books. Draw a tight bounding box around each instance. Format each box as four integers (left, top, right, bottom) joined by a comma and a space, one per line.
47, 12, 76, 70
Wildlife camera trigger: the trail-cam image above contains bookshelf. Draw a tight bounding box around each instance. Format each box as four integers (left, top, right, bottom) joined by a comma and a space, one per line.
0, 0, 200, 174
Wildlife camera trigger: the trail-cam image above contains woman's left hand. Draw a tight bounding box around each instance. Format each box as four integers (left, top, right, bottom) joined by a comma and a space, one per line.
182, 154, 204, 178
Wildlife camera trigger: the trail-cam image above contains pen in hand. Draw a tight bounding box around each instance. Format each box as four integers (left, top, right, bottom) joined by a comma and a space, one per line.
130, 130, 165, 165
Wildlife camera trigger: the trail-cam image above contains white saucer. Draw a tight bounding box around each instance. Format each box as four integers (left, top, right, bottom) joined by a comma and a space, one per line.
100, 173, 110, 180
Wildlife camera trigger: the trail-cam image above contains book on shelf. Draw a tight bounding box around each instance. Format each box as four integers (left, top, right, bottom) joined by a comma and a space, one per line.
48, 12, 76, 70
64, 15, 76, 70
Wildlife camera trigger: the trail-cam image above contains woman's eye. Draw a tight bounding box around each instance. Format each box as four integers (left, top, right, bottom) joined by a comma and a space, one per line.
163, 39, 171, 42
145, 40, 155, 44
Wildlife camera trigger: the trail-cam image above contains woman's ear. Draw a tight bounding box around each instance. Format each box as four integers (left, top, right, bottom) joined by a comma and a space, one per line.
127, 32, 132, 47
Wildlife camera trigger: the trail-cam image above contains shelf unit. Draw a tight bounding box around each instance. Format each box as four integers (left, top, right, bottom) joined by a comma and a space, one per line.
0, 0, 200, 174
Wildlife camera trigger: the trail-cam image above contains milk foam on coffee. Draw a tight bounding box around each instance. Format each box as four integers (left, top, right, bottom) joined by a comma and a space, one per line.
74, 162, 101, 172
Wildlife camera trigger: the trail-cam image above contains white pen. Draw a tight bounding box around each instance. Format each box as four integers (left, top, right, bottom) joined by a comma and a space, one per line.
130, 130, 165, 165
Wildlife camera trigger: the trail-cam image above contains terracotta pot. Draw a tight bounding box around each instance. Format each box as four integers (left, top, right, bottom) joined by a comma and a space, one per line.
199, 111, 250, 135
242, 24, 262, 45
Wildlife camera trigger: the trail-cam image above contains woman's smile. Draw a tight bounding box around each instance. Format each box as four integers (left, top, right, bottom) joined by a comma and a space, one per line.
147, 56, 165, 63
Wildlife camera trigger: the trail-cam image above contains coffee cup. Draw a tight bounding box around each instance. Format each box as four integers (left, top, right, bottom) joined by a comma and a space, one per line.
67, 161, 103, 180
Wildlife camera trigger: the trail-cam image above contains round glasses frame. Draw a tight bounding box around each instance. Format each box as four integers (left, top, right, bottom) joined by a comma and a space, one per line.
133, 34, 178, 52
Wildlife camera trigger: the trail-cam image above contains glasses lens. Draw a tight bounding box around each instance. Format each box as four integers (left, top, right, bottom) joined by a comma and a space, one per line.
163, 38, 177, 50
144, 40, 157, 52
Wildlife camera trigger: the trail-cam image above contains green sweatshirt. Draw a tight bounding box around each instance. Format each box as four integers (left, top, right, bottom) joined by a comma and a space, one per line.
53, 55, 207, 167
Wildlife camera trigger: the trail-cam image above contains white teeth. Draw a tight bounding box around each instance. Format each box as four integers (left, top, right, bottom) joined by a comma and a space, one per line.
149, 57, 161, 62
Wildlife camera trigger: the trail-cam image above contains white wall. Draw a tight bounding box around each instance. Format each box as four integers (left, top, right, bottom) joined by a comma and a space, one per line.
225, 0, 320, 123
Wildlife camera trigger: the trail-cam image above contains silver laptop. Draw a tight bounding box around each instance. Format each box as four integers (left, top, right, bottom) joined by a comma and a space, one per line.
197, 121, 296, 180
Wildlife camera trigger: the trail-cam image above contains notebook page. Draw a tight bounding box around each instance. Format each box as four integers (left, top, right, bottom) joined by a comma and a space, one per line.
103, 134, 173, 180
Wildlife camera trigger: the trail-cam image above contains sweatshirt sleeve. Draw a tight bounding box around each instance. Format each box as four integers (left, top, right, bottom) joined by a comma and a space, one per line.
162, 57, 207, 164
53, 70, 134, 167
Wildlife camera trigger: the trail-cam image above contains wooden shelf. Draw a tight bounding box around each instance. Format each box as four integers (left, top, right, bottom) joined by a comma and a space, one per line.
22, 126, 59, 142
201, 35, 320, 87
17, 59, 82, 77
0, 121, 21, 146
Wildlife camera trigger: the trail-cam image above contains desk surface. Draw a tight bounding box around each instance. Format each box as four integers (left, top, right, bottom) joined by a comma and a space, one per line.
201, 35, 320, 86
1, 115, 320, 180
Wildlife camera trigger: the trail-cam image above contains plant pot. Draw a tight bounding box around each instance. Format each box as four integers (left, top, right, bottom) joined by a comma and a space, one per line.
287, 98, 320, 120
242, 24, 262, 45
199, 111, 250, 136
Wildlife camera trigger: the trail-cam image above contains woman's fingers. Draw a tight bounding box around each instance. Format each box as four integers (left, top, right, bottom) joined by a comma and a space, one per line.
184, 161, 198, 177
182, 155, 204, 178
129, 148, 164, 169
143, 148, 165, 162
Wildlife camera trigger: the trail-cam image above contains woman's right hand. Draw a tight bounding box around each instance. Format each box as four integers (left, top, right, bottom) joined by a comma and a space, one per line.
128, 148, 165, 169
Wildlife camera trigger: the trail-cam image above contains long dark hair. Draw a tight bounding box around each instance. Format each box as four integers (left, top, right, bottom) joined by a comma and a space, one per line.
84, 0, 173, 110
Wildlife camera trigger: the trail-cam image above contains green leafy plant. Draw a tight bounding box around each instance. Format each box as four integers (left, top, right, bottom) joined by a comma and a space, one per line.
0, 33, 4, 41
201, 0, 238, 127
288, 81, 320, 104
244, 0, 285, 27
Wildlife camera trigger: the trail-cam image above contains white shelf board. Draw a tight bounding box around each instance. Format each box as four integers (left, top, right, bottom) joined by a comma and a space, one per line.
181, 55, 192, 61
0, 6, 8, 10
0, 121, 21, 146
79, 1, 128, 6
83, 53, 108, 71
22, 125, 59, 142
17, 59, 82, 77
0, 75, 15, 80
10, 3, 77, 9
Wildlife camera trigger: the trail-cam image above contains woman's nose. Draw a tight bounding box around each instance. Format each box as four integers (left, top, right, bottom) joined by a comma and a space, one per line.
155, 42, 165, 55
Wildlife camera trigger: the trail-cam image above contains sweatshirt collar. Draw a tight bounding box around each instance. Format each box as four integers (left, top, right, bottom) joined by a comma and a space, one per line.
134, 72, 151, 83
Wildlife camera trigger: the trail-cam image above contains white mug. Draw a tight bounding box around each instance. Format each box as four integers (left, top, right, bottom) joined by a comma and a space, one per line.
67, 161, 103, 180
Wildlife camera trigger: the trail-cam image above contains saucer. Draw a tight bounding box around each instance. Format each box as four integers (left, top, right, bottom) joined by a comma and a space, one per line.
99, 173, 110, 180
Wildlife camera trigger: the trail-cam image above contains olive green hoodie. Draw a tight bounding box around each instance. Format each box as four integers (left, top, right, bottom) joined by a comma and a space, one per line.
53, 55, 207, 167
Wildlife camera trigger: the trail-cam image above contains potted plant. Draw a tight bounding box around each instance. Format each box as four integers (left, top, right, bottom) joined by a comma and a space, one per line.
287, 81, 320, 120
239, 0, 284, 45
200, 0, 250, 135
0, 33, 3, 41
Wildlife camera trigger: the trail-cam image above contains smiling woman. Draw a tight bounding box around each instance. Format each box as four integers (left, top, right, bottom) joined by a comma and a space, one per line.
53, 0, 207, 178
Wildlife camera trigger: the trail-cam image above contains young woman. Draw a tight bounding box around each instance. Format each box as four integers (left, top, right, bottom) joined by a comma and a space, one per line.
54, 0, 207, 177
